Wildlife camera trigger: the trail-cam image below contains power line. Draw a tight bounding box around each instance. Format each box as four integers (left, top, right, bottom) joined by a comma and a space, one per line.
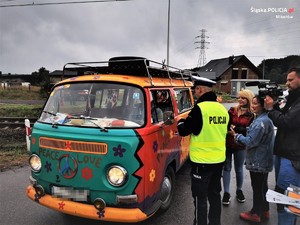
0, 0, 131, 7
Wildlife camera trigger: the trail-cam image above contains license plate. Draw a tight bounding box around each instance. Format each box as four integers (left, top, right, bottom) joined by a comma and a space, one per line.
51, 186, 89, 201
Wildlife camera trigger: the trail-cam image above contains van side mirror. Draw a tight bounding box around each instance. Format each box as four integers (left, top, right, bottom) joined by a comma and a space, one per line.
163, 111, 174, 125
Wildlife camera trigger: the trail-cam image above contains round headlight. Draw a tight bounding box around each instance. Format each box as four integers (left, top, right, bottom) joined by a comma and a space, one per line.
107, 165, 127, 187
29, 154, 42, 172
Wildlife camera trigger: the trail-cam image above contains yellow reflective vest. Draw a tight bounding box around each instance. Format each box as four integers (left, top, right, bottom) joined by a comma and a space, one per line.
190, 101, 229, 163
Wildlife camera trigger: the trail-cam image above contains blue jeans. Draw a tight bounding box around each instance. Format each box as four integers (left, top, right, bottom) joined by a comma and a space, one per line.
223, 149, 245, 193
275, 156, 300, 225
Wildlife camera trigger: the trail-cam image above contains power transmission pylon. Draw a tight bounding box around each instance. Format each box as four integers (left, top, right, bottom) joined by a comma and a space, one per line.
195, 29, 210, 67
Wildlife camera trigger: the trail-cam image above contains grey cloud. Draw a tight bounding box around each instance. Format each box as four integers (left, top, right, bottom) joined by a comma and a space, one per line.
0, 0, 299, 73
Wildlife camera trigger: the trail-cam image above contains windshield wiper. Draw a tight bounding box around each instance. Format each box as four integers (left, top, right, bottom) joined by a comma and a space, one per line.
42, 110, 57, 116
42, 111, 59, 128
68, 115, 108, 132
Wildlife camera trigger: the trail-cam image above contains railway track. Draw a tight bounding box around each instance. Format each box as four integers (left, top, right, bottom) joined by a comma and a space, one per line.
0, 117, 37, 129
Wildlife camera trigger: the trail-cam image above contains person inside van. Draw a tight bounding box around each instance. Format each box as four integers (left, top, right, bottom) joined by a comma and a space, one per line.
150, 91, 165, 123
151, 100, 163, 123
156, 90, 172, 112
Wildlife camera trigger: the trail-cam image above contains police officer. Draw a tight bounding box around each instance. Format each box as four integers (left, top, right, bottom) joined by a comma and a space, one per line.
177, 76, 229, 225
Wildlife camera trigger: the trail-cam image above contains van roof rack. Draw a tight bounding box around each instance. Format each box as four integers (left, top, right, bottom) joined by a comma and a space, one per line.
63, 56, 192, 86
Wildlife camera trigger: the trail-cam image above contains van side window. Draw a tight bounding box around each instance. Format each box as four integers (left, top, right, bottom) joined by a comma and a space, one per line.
151, 90, 173, 123
175, 89, 192, 113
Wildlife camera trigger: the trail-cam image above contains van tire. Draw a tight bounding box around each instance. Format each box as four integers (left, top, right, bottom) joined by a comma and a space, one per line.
159, 166, 175, 212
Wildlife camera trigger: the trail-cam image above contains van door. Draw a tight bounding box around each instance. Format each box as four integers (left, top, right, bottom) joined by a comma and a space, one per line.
173, 88, 193, 164
149, 89, 183, 168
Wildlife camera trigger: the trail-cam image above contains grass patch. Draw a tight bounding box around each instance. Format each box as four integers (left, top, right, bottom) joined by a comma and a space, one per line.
0, 85, 44, 117
0, 104, 43, 117
0, 86, 42, 100
0, 144, 29, 171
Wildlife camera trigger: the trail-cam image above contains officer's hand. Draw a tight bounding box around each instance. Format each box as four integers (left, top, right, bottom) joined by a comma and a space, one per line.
229, 127, 236, 136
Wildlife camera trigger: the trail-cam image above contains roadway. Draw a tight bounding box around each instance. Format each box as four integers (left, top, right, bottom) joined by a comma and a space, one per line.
1, 163, 299, 225
1, 102, 299, 225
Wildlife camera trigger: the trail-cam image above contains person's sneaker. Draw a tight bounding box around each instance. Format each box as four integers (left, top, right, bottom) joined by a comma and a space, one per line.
240, 211, 261, 223
236, 190, 246, 203
262, 211, 270, 220
222, 192, 231, 205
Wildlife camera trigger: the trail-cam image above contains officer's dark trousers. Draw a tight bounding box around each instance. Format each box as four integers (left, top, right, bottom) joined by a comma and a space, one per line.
191, 162, 223, 225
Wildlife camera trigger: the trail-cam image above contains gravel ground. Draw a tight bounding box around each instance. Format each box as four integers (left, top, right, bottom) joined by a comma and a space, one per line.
0, 128, 26, 147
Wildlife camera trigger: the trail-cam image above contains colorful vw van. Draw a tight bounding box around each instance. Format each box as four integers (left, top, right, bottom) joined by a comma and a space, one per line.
26, 57, 193, 222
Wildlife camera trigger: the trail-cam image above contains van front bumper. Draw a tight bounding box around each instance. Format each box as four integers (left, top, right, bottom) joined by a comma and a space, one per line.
26, 185, 148, 223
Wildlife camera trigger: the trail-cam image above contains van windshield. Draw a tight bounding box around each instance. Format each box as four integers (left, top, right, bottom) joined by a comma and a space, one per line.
39, 82, 145, 128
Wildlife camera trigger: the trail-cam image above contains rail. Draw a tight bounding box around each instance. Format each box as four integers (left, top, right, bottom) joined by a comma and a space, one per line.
0, 117, 37, 129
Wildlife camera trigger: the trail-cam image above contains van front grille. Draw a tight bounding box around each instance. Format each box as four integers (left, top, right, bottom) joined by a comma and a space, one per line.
39, 137, 107, 154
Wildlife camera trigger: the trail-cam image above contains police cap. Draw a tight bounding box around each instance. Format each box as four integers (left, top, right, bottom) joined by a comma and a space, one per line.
192, 76, 216, 88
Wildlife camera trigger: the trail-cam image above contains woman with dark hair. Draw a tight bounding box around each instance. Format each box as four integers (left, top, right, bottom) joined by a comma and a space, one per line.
231, 95, 275, 223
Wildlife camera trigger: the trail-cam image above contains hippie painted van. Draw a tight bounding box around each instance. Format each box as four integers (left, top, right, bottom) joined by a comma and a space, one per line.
26, 57, 194, 222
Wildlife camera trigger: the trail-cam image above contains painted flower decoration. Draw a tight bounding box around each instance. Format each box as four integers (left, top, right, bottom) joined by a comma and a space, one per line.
113, 144, 126, 157
82, 167, 93, 181
44, 161, 52, 173
149, 169, 156, 182
97, 210, 105, 218
58, 201, 65, 210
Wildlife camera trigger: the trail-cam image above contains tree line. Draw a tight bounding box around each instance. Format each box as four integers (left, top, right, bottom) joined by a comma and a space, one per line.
27, 67, 53, 97
257, 55, 300, 84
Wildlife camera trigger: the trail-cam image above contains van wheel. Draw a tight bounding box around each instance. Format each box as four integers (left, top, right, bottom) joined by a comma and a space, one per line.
160, 166, 175, 212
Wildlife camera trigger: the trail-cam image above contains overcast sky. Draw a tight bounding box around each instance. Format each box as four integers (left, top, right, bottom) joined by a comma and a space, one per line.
0, 0, 299, 74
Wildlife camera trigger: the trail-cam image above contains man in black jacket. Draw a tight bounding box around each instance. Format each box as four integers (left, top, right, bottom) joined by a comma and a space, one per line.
264, 67, 300, 225
177, 76, 229, 225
